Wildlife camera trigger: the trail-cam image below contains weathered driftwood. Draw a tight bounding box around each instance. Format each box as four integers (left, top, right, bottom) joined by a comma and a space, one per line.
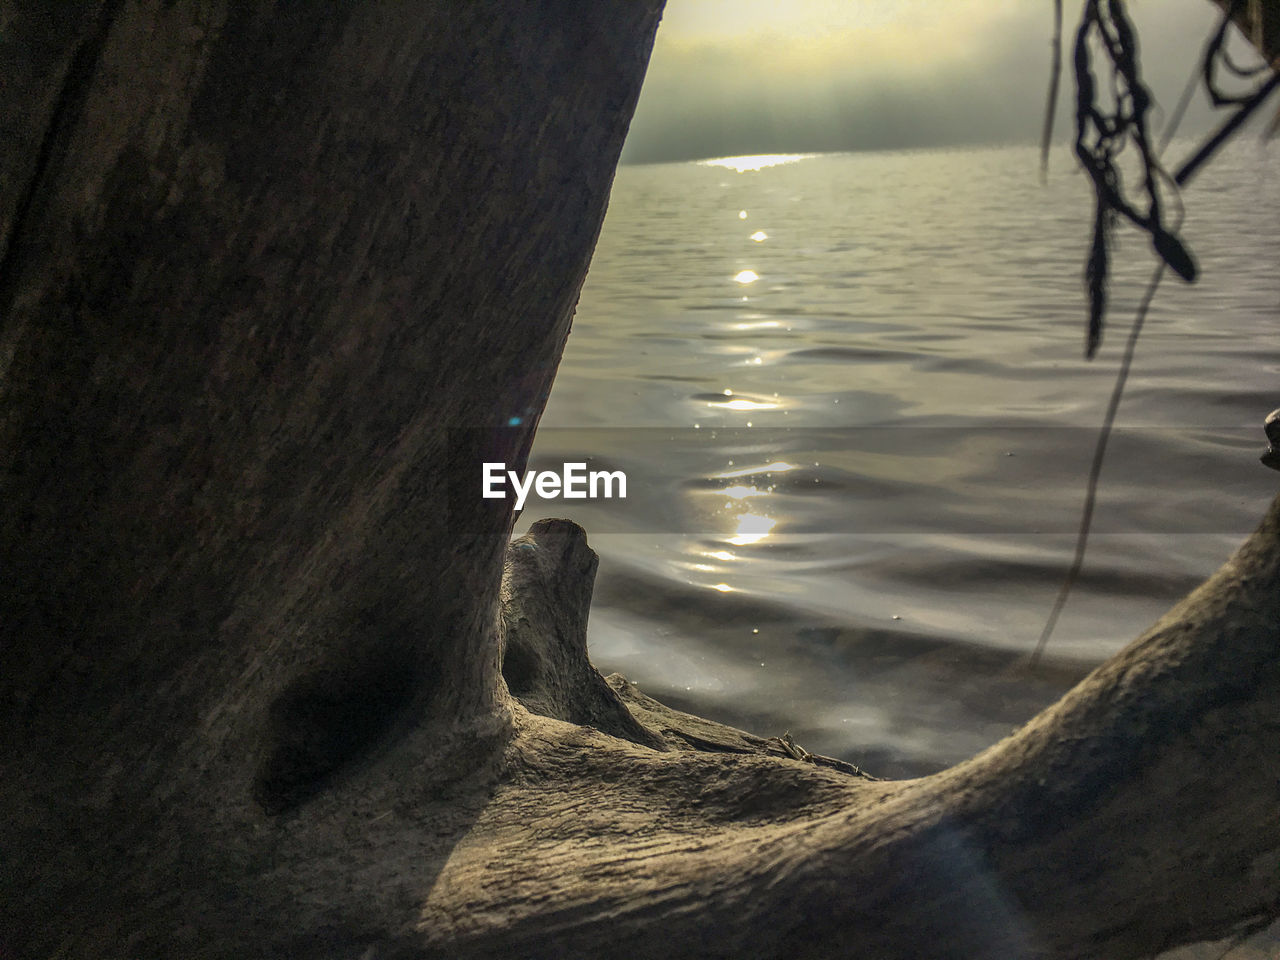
440, 507, 1280, 960
2, 2, 1279, 958
0, 0, 665, 953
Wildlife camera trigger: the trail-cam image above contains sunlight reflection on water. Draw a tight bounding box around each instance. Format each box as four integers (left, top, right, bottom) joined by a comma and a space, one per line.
701, 153, 819, 173
527, 140, 1280, 777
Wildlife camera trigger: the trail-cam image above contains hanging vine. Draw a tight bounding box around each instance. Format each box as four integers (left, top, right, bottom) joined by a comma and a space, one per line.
1031, 0, 1280, 667
1072, 0, 1198, 358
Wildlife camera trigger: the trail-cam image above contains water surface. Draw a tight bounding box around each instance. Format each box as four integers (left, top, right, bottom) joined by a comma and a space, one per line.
524, 141, 1280, 778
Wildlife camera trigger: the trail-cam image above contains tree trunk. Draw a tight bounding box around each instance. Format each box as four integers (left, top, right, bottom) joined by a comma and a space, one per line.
0, 1, 662, 954
3, 2, 1279, 959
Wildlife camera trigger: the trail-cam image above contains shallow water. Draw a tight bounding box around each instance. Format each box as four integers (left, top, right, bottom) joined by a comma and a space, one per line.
522, 140, 1280, 779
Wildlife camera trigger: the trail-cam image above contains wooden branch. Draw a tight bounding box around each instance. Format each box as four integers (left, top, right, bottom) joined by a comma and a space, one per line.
501, 519, 666, 749
422, 497, 1280, 959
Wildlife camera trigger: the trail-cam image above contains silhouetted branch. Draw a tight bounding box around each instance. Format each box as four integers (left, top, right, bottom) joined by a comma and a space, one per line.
1175, 69, 1280, 185
1040, 0, 1065, 183
1071, 0, 1198, 358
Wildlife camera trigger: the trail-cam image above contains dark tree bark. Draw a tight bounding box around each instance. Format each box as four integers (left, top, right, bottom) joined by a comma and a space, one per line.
2, 2, 1279, 959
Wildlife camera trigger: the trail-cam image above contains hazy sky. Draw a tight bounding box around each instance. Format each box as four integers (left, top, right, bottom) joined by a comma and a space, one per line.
621, 0, 1255, 163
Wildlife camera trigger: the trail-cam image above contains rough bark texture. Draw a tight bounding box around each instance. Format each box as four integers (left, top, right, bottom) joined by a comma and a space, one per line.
3, 2, 1280, 959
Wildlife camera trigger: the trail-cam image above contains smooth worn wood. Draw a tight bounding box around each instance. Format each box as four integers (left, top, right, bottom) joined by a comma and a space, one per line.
424, 501, 1280, 959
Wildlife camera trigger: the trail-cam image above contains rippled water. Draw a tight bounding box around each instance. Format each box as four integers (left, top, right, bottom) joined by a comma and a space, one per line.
524, 141, 1280, 779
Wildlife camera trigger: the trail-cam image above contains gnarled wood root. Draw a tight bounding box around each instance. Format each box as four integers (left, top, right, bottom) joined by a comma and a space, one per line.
421, 507, 1280, 959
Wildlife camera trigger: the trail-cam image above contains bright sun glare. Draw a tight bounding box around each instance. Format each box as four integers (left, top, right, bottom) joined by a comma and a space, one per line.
700, 153, 817, 173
